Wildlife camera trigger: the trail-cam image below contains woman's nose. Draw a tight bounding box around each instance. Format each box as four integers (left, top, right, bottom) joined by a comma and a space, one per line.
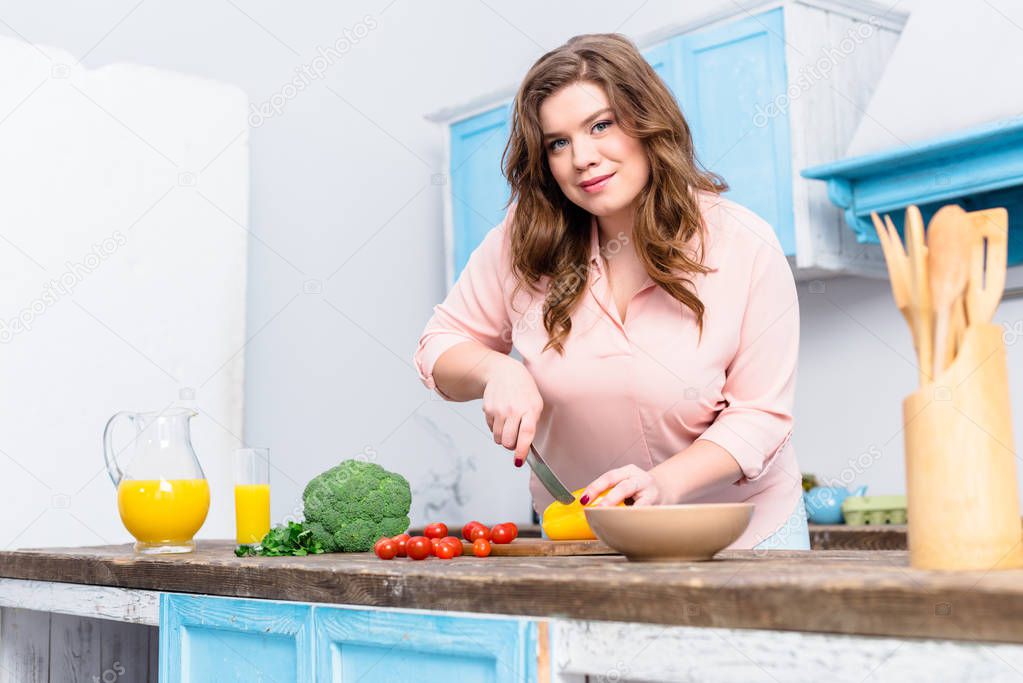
572, 138, 601, 171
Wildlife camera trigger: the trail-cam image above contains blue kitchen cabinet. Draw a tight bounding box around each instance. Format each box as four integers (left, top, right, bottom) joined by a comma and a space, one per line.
314, 606, 536, 682
161, 594, 537, 681
678, 8, 796, 255
643, 40, 680, 99
450, 105, 514, 280
160, 594, 315, 682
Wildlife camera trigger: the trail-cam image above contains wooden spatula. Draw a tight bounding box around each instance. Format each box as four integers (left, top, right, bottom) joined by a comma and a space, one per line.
965, 208, 1008, 326
947, 292, 967, 367
872, 212, 918, 358
904, 206, 933, 386
871, 213, 912, 327
926, 205, 971, 378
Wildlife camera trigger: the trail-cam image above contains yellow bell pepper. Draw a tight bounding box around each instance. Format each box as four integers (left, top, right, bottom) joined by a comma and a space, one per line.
541, 488, 624, 540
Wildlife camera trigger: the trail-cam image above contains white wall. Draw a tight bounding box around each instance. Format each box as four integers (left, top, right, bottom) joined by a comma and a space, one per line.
6, 0, 1020, 545
0, 36, 249, 550
848, 0, 1023, 155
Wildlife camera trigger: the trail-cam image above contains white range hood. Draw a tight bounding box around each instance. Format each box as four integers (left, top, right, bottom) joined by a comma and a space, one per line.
802, 0, 1023, 264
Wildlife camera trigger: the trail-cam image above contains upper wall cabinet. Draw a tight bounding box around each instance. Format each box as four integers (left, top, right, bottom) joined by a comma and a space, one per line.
434, 1, 908, 284
678, 8, 795, 255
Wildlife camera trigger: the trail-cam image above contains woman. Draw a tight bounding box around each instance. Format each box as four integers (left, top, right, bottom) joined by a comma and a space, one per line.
414, 33, 808, 549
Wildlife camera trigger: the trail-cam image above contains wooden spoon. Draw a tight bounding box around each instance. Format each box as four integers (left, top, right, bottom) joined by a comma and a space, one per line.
904, 206, 933, 386
926, 205, 971, 378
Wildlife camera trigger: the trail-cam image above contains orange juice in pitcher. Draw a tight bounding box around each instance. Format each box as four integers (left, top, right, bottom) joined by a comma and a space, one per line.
117, 478, 210, 547
104, 408, 210, 554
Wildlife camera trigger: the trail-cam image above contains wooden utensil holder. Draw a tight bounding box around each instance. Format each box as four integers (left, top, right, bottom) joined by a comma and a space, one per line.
903, 322, 1023, 570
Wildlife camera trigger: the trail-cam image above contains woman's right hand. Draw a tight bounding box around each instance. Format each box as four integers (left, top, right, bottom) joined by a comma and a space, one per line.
481, 355, 544, 468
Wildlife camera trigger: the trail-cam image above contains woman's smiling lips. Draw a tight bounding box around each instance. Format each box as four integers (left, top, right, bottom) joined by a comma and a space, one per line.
579, 172, 615, 193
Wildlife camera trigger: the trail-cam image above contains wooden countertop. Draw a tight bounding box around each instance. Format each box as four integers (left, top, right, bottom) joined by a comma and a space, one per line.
418, 523, 909, 550
1, 539, 1020, 644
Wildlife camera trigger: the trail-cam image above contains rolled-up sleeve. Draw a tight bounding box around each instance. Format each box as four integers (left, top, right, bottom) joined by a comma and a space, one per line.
696, 239, 799, 483
413, 206, 515, 398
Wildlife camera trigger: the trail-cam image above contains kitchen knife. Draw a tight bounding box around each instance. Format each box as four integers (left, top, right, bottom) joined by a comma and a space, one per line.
527, 444, 576, 505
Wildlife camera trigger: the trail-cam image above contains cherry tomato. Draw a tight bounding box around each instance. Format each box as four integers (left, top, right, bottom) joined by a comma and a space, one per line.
391, 533, 410, 557
469, 525, 491, 542
424, 522, 448, 539
502, 522, 518, 540
406, 536, 431, 560
461, 521, 483, 541
472, 538, 492, 557
491, 524, 515, 544
374, 539, 398, 560
434, 542, 456, 559
374, 537, 391, 553
441, 536, 463, 556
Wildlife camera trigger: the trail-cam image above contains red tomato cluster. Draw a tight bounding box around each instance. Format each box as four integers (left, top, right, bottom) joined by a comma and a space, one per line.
373, 521, 519, 560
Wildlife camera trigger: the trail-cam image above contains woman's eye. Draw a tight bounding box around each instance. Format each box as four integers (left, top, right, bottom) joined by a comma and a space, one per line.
547, 121, 612, 152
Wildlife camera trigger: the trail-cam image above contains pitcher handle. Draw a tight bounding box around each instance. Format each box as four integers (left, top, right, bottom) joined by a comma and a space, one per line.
103, 411, 135, 487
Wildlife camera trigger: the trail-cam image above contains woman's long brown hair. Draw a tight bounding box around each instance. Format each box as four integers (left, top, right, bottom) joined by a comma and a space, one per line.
501, 32, 727, 354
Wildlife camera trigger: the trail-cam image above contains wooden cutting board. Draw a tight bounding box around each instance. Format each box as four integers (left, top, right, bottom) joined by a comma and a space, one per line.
460, 538, 617, 556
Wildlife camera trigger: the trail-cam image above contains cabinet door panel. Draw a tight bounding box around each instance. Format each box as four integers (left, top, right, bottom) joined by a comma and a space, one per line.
160, 594, 313, 683
450, 106, 513, 280
680, 9, 796, 254
314, 606, 536, 682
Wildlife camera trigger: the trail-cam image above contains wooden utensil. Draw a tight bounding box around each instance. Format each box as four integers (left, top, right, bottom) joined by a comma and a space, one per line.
926, 205, 972, 377
904, 206, 933, 386
871, 212, 913, 332
966, 208, 1009, 326
871, 211, 924, 366
947, 292, 967, 366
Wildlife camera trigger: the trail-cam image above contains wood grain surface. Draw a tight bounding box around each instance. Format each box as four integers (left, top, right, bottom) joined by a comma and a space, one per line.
808, 524, 907, 550
2, 539, 1021, 644
466, 539, 616, 556
413, 524, 911, 550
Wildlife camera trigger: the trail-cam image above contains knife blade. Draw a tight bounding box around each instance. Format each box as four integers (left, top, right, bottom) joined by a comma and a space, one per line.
526, 444, 576, 505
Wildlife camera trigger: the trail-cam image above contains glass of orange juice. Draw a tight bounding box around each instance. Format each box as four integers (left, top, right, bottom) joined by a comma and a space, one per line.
234, 447, 271, 545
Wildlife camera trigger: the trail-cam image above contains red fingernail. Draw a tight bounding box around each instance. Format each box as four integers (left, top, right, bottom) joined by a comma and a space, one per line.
579, 495, 590, 505
514, 458, 523, 468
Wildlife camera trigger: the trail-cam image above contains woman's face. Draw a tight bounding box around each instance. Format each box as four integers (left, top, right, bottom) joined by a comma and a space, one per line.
539, 81, 650, 218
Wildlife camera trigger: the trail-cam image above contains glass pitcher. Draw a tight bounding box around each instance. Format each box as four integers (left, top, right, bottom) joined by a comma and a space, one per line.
104, 407, 210, 554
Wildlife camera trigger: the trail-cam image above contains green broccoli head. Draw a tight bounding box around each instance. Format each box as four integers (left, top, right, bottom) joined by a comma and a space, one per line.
302, 460, 412, 552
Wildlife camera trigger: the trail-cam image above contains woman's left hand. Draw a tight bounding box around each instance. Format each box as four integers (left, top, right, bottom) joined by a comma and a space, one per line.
579, 464, 672, 507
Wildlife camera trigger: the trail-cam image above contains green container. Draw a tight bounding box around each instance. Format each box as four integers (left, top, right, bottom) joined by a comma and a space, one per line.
841, 495, 907, 525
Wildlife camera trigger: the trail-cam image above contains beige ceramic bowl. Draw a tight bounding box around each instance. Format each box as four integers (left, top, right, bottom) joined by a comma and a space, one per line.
584, 503, 754, 561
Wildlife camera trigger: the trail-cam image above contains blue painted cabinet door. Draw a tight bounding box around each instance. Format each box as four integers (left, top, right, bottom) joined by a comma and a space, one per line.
450, 105, 514, 280
314, 606, 537, 682
161, 594, 314, 682
678, 8, 796, 255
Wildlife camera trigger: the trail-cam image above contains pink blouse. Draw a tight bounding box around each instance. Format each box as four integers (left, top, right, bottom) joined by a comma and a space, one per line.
414, 190, 803, 548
